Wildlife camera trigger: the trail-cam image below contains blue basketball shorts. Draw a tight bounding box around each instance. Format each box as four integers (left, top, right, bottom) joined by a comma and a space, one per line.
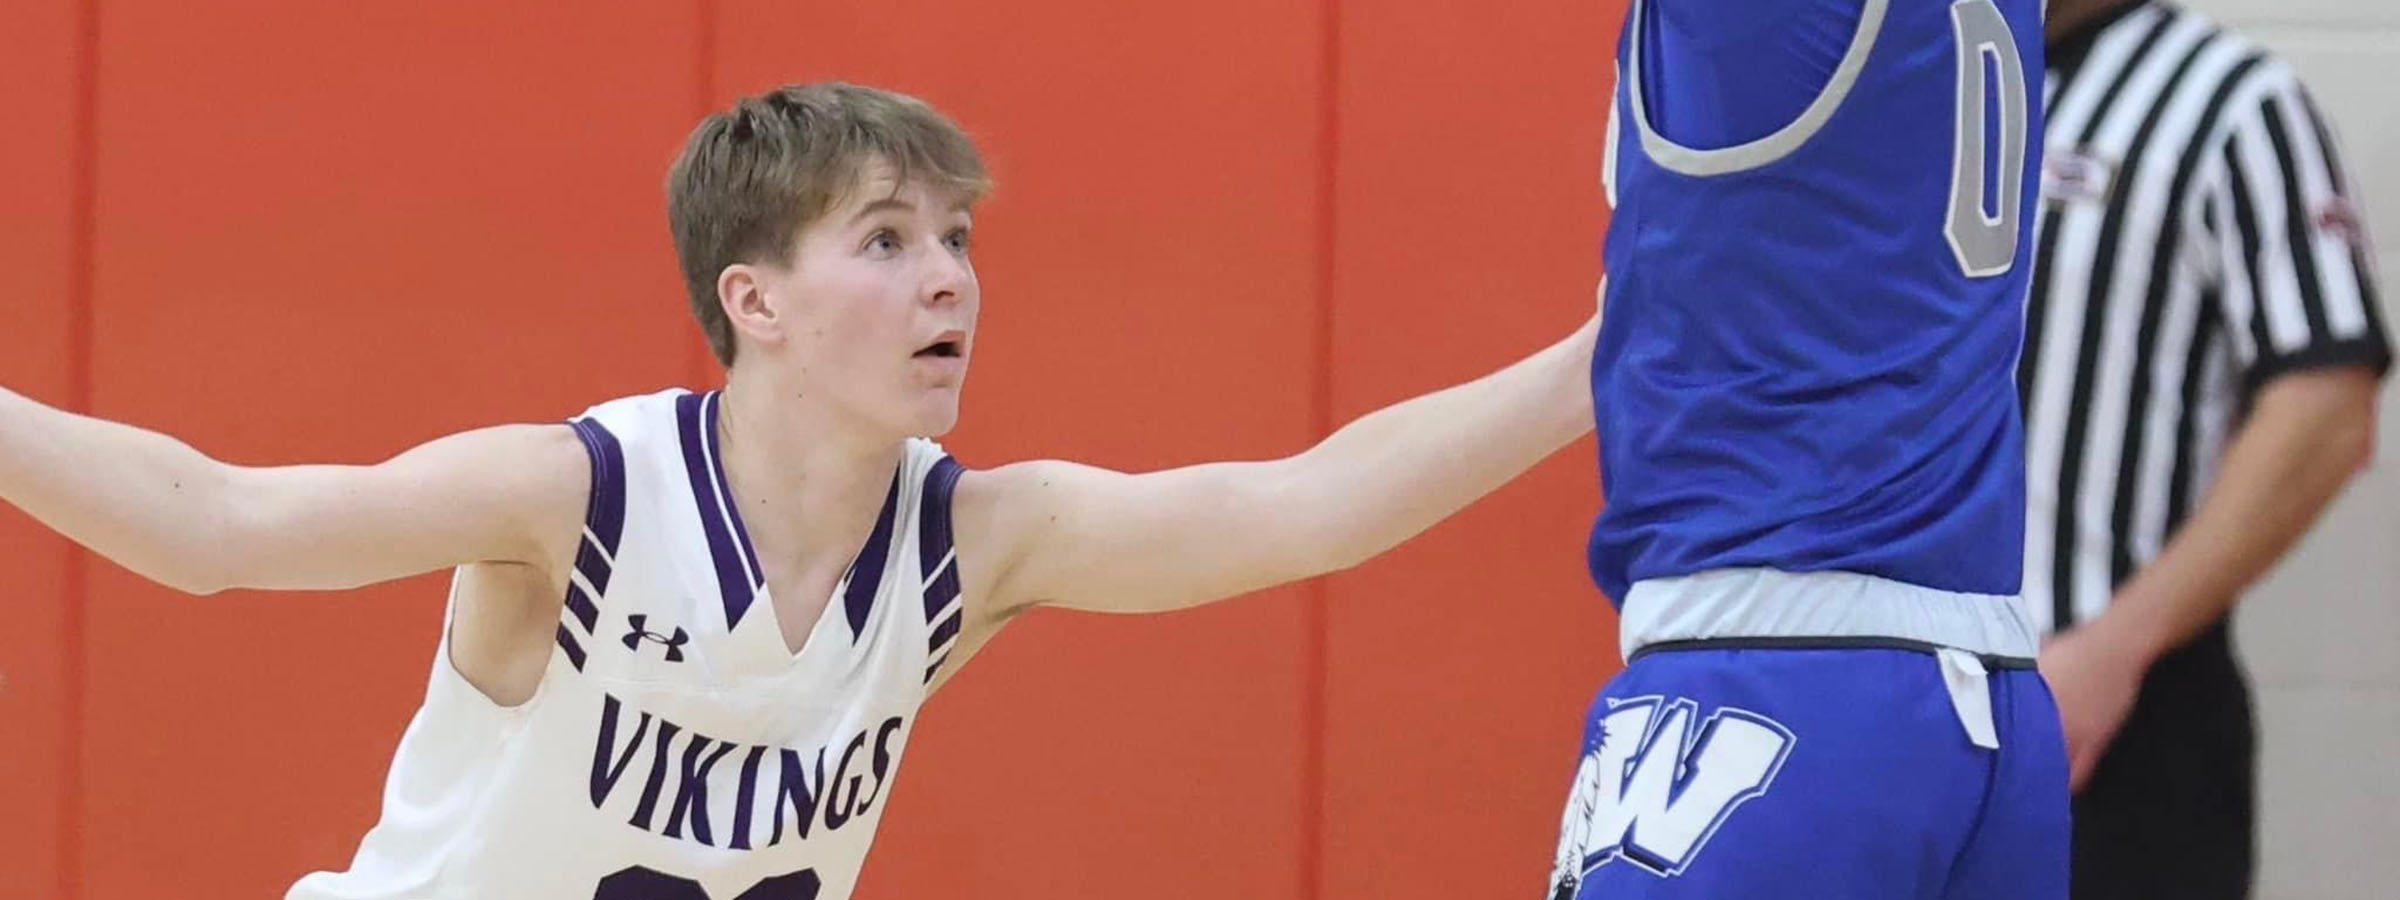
1548, 572, 2069, 899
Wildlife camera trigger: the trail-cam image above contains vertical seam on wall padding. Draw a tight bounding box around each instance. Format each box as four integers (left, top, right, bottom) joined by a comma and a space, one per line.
688, 0, 720, 389
1304, 0, 1340, 898
61, 0, 100, 896
694, 0, 715, 138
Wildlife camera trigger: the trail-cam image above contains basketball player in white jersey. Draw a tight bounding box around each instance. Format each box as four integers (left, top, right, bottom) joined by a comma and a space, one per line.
0, 83, 1597, 899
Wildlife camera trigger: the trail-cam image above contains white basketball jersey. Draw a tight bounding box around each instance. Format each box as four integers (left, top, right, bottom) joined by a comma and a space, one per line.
289, 388, 968, 900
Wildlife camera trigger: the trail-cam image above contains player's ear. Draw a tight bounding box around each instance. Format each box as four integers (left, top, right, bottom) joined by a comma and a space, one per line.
717, 263, 786, 355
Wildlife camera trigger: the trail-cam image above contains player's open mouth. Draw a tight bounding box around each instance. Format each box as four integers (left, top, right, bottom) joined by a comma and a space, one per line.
914, 330, 968, 359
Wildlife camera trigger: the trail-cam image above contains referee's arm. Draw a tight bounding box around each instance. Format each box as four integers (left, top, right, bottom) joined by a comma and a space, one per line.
2043, 73, 2392, 788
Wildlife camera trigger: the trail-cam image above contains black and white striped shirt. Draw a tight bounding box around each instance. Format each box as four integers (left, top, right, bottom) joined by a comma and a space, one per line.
2021, 1, 2392, 633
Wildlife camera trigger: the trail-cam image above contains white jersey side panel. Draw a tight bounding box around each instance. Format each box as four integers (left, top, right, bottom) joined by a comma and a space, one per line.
289, 388, 970, 900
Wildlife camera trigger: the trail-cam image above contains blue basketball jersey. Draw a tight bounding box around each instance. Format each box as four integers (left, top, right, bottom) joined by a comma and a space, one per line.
1588, 0, 2046, 602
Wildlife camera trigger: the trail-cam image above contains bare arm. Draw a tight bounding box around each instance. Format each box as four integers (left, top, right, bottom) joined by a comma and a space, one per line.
960, 315, 1597, 618
2074, 367, 2378, 660
2042, 367, 2377, 786
0, 386, 587, 595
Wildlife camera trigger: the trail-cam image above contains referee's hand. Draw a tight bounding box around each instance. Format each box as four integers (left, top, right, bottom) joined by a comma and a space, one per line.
2038, 623, 2152, 792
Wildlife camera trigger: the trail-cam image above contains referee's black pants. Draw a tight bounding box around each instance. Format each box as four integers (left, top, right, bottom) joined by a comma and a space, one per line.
2071, 620, 2257, 899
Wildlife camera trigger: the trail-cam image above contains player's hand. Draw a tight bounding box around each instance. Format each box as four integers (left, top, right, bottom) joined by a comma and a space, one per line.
2037, 623, 2153, 792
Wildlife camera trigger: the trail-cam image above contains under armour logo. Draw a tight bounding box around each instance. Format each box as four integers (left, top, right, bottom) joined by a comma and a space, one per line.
622, 615, 690, 662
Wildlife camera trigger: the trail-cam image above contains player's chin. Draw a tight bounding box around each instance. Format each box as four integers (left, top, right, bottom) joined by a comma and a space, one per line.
906, 390, 965, 438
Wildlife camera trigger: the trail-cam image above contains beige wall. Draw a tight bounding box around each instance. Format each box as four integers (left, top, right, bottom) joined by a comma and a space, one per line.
2183, 2, 2400, 898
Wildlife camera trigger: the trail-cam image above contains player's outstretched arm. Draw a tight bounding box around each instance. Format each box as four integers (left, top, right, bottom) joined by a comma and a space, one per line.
0, 387, 586, 595
958, 313, 1597, 619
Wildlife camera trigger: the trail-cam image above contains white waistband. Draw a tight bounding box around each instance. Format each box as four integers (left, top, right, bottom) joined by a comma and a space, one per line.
1618, 568, 2039, 662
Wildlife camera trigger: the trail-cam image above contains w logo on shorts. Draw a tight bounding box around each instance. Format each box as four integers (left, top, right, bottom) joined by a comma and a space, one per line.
1548, 696, 1795, 894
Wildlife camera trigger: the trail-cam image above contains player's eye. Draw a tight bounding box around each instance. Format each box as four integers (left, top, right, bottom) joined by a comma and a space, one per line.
943, 227, 972, 254
864, 229, 901, 256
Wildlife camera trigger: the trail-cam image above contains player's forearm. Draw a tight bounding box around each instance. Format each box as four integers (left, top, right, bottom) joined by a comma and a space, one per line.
2080, 371, 2376, 661
0, 386, 244, 594
1285, 316, 1597, 573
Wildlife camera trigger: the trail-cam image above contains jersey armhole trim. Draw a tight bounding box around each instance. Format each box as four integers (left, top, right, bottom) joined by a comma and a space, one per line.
438, 573, 553, 715
918, 456, 967, 683
558, 416, 629, 672
1625, 0, 1891, 176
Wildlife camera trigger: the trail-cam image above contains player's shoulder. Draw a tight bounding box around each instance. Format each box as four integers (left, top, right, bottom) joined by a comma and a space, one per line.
567, 386, 698, 442
947, 458, 1103, 515
485, 388, 691, 534
941, 458, 1090, 591
409, 419, 590, 488
940, 455, 1025, 533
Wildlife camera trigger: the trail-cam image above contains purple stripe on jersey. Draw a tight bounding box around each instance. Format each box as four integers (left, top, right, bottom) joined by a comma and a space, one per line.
556, 624, 588, 671
563, 417, 626, 641
564, 581, 600, 634
568, 417, 628, 562
927, 606, 962, 653
677, 392, 759, 630
841, 473, 903, 639
572, 542, 613, 598
702, 392, 767, 591
918, 456, 966, 624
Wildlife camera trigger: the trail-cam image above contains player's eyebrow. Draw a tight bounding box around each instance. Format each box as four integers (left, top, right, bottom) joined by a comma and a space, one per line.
849, 197, 915, 223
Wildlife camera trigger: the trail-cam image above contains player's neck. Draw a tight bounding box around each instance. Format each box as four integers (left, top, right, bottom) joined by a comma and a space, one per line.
2046, 0, 2140, 44
712, 371, 907, 576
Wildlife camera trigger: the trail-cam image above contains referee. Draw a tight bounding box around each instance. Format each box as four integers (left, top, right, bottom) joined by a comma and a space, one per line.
2025, 1, 2392, 897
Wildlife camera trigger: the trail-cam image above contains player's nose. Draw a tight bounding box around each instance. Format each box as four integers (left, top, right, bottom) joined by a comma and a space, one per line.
922, 246, 974, 307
